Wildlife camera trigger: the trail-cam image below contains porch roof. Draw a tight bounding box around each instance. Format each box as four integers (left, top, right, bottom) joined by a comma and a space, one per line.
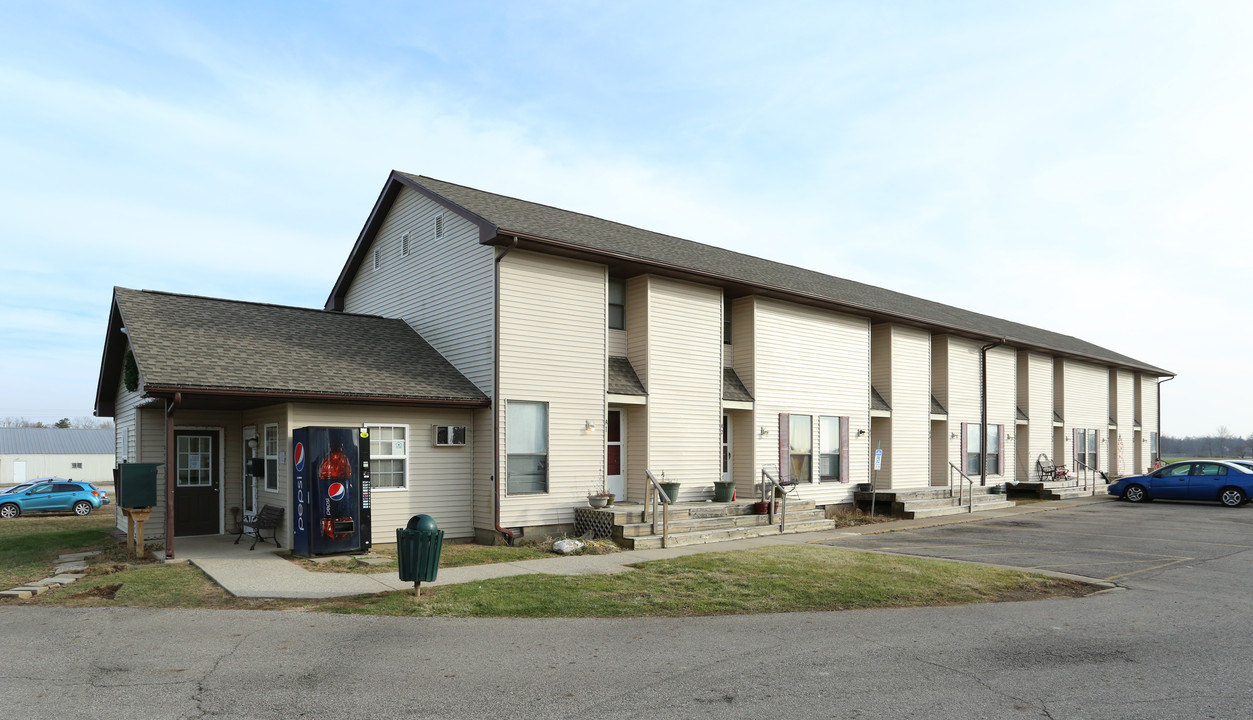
96, 287, 489, 415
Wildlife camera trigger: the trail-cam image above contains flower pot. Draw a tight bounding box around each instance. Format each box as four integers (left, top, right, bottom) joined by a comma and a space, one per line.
713, 480, 735, 502
659, 482, 681, 504
752, 501, 769, 514
588, 495, 609, 508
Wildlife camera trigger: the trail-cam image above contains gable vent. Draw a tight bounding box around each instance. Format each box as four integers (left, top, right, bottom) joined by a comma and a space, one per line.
434, 214, 444, 239
373, 248, 381, 270
401, 231, 411, 257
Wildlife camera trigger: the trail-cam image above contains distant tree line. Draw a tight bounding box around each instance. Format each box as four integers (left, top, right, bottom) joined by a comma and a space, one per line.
0, 416, 114, 429
1161, 426, 1252, 458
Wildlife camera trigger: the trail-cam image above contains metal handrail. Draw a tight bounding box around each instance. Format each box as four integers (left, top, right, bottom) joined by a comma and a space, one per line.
644, 470, 671, 548
761, 466, 787, 532
1070, 459, 1107, 494
948, 463, 975, 512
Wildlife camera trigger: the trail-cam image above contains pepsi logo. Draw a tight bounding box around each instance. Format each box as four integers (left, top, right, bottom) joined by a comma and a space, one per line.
328, 482, 346, 501
294, 442, 305, 471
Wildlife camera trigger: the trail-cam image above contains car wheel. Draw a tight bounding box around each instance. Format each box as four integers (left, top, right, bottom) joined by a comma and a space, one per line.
1219, 487, 1247, 507
0, 503, 20, 519
73, 500, 93, 516
1122, 484, 1148, 503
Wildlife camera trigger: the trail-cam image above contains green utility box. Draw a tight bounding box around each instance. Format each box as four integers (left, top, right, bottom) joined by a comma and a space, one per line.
116, 463, 162, 508
397, 514, 444, 583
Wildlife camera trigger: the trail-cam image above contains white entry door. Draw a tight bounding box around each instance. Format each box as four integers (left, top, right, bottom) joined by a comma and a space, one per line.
722, 414, 732, 484
607, 409, 625, 500
13, 461, 26, 485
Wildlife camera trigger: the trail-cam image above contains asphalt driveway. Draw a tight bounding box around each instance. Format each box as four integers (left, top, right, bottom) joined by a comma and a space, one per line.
820, 496, 1253, 583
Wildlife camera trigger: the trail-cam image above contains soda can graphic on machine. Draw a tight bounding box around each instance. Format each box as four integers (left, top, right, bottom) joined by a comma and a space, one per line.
291, 426, 372, 557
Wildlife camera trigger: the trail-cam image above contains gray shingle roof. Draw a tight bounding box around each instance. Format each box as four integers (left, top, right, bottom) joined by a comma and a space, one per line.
723, 368, 754, 402
931, 395, 948, 415
1018, 406, 1030, 422
113, 288, 486, 403
0, 428, 114, 455
402, 173, 1169, 376
871, 387, 891, 412
607, 357, 646, 396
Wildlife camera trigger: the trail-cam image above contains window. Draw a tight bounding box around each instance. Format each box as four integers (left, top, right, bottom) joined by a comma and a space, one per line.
401, 231, 412, 257
790, 414, 812, 483
608, 278, 625, 330
964, 423, 1002, 475
264, 424, 279, 492
71, 462, 83, 469
507, 401, 548, 493
1150, 431, 1159, 463
369, 425, 407, 489
177, 435, 213, 487
432, 425, 466, 446
819, 416, 841, 482
1075, 428, 1098, 471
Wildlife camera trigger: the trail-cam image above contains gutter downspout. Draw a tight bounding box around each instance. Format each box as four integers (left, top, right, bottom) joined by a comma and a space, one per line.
1156, 375, 1175, 466
493, 236, 519, 545
164, 392, 181, 559
979, 338, 1007, 487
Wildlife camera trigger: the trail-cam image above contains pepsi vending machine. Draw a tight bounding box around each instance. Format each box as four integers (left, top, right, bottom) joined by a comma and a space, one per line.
292, 426, 372, 557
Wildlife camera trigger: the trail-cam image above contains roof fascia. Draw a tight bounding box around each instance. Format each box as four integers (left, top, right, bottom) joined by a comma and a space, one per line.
493, 232, 1172, 377
143, 385, 491, 408
325, 171, 499, 311
93, 291, 126, 418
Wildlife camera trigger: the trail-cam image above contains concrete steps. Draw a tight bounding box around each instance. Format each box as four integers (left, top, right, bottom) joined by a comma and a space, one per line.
1010, 481, 1104, 501
855, 487, 1017, 520
606, 499, 836, 550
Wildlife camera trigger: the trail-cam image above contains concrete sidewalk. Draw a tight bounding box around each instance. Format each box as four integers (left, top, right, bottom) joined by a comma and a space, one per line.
180, 495, 1116, 599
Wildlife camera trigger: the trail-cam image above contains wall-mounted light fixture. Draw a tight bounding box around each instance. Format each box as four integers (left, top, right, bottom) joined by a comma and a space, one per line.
856, 429, 867, 437
759, 426, 768, 437
584, 421, 597, 433
950, 432, 959, 439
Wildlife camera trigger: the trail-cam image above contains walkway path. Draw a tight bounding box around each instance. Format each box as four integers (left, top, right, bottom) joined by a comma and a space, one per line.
181, 496, 1114, 599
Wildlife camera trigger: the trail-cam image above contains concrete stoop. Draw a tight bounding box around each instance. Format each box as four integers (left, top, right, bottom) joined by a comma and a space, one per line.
606, 499, 837, 550
854, 487, 1017, 520
1009, 481, 1106, 501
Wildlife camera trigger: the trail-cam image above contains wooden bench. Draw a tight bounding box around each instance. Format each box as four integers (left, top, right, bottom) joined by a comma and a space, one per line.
234, 504, 284, 550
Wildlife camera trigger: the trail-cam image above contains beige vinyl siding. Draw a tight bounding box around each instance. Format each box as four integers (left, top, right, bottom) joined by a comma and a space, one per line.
240, 404, 289, 537
730, 296, 756, 490
290, 403, 476, 542
608, 329, 627, 356
1113, 370, 1135, 475
985, 345, 1016, 479
888, 325, 931, 489
1062, 359, 1111, 472
752, 297, 870, 504
110, 371, 143, 534
137, 407, 166, 538
1024, 351, 1055, 471
498, 251, 606, 528
625, 276, 649, 500
644, 276, 723, 500
472, 407, 493, 531
1139, 375, 1159, 468
945, 336, 980, 475
341, 186, 496, 394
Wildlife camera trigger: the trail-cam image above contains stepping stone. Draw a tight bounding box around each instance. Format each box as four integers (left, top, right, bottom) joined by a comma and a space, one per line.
355, 556, 392, 566
0, 590, 33, 599
46, 574, 84, 584
54, 561, 89, 573
12, 586, 48, 595
57, 551, 101, 562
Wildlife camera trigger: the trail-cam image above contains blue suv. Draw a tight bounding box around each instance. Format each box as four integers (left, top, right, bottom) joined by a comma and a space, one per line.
0, 481, 110, 518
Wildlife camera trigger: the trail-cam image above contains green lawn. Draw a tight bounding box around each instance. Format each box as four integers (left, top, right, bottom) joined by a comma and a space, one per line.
0, 511, 118, 588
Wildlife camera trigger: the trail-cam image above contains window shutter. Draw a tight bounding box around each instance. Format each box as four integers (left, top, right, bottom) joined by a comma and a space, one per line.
997, 424, 1005, 477
960, 422, 968, 474
840, 416, 850, 483
778, 413, 790, 484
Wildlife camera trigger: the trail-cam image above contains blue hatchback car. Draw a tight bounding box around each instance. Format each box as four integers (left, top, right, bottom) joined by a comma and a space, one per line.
0, 481, 109, 518
1108, 460, 1253, 507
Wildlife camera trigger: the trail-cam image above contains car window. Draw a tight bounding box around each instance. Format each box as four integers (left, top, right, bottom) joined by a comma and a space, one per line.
29, 485, 54, 495
1160, 464, 1193, 478
53, 483, 81, 493
1193, 463, 1228, 477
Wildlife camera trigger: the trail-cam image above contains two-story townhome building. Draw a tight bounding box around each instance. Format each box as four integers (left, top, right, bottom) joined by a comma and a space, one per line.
95, 171, 1172, 554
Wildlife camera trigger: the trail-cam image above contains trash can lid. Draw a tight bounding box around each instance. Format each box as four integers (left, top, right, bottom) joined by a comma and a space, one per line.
406, 514, 438, 532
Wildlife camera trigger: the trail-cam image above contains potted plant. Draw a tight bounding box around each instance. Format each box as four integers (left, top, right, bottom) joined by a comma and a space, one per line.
588, 473, 612, 508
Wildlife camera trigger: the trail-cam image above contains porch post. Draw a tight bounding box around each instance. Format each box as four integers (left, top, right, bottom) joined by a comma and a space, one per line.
164, 393, 181, 558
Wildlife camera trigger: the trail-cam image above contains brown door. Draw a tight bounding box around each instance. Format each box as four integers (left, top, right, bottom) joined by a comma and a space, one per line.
173, 430, 220, 536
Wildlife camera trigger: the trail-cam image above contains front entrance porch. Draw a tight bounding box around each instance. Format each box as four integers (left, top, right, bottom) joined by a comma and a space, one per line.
575, 497, 836, 549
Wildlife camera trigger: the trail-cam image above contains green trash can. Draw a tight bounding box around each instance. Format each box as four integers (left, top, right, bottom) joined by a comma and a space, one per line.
397, 514, 444, 584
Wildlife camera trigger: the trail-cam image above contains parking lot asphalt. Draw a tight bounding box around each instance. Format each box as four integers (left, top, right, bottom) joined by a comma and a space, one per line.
819, 496, 1253, 583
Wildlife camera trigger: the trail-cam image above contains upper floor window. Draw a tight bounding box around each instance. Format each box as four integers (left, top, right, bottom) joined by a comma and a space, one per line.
608, 278, 625, 330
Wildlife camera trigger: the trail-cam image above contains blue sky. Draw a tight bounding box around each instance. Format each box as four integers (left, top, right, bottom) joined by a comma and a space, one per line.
2, 1, 1250, 437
